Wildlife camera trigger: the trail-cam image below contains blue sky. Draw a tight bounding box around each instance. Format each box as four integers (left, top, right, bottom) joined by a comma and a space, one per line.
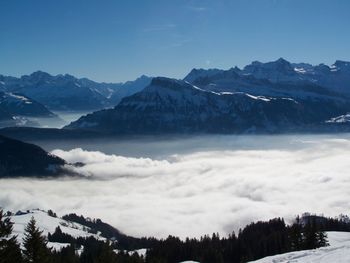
0, 0, 349, 82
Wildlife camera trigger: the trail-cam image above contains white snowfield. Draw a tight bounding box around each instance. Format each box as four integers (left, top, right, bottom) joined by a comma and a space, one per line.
8, 209, 105, 250
113, 248, 148, 257
7, 209, 150, 255
249, 231, 350, 263
326, 113, 350, 123
132, 248, 147, 257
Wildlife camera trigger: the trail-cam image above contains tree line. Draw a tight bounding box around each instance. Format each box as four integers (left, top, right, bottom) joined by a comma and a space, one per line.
2, 209, 347, 263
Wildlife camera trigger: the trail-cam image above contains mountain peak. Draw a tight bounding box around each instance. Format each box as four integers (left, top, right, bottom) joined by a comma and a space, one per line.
251, 60, 262, 66
29, 70, 52, 79
183, 68, 223, 83
334, 60, 350, 65
150, 77, 185, 88
139, 74, 150, 79
132, 74, 152, 83
275, 57, 290, 64
243, 58, 293, 74
333, 60, 350, 70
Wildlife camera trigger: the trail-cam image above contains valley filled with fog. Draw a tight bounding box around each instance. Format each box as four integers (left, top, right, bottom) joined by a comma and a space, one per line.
1, 134, 350, 239
25, 111, 92, 129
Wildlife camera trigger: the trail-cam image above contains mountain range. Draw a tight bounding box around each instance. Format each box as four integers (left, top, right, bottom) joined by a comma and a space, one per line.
1, 58, 350, 135
0, 72, 152, 111
184, 58, 350, 99
65, 58, 350, 134
65, 77, 324, 133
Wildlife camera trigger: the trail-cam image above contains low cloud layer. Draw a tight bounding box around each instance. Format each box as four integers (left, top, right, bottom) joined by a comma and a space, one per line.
1, 135, 350, 238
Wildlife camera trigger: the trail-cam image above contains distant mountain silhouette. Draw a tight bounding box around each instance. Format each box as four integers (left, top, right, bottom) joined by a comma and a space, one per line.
0, 135, 66, 177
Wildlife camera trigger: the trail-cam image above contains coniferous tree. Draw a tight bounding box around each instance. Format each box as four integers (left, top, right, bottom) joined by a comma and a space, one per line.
22, 216, 52, 263
302, 217, 318, 249
51, 245, 79, 263
96, 242, 118, 263
316, 228, 329, 247
289, 216, 303, 251
0, 209, 23, 263
47, 210, 57, 218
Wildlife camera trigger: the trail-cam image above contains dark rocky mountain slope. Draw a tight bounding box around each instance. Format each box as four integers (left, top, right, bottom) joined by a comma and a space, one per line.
0, 135, 66, 177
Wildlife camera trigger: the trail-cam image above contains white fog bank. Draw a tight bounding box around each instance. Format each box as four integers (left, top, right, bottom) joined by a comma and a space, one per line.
1, 135, 350, 238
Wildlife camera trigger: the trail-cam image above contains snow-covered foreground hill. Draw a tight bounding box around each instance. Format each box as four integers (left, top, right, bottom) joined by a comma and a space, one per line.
6, 209, 350, 262
8, 209, 105, 250
180, 232, 350, 263
7, 209, 148, 256
250, 232, 350, 263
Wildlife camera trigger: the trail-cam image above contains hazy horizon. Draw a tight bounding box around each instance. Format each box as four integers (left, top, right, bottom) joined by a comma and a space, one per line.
2, 56, 350, 84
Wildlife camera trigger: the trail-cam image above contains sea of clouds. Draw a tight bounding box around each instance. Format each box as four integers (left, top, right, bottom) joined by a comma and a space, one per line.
1, 135, 350, 238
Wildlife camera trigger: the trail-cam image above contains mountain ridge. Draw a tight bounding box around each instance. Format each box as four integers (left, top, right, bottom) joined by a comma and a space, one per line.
185, 58, 350, 95
0, 72, 153, 111
65, 77, 350, 134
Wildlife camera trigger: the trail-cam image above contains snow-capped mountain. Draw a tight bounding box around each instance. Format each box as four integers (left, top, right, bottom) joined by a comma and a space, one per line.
243, 58, 299, 83
65, 77, 348, 134
0, 72, 152, 111
2, 71, 111, 111
241, 58, 350, 92
186, 58, 350, 96
184, 58, 350, 101
2, 59, 350, 134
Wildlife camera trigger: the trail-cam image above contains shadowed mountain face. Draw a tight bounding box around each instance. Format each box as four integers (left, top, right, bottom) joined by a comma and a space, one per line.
108, 75, 152, 105
0, 135, 66, 177
65, 77, 350, 134
0, 91, 55, 117
0, 91, 58, 128
0, 107, 13, 121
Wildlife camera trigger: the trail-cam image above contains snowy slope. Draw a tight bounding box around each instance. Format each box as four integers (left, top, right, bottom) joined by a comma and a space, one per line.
249, 232, 350, 263
326, 113, 350, 123
8, 209, 106, 246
